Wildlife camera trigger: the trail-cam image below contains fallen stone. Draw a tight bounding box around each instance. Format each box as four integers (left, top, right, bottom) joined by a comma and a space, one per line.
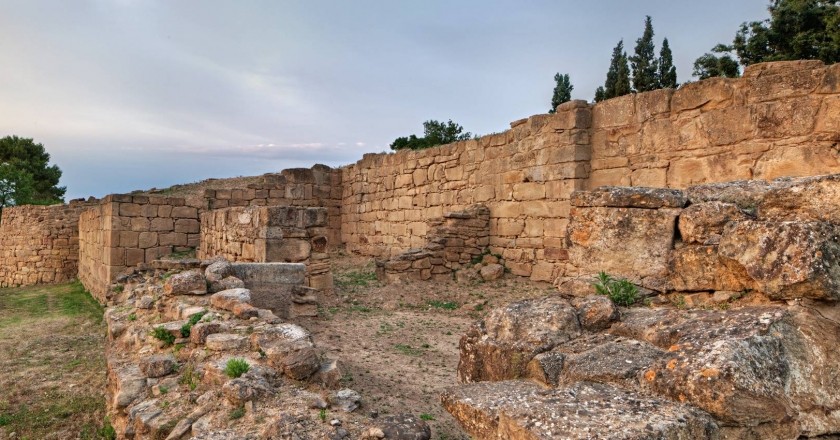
571, 186, 688, 209
232, 302, 260, 319
189, 322, 223, 345
136, 295, 154, 309
571, 295, 618, 331
332, 388, 362, 412
108, 361, 146, 409
139, 354, 177, 378
210, 288, 251, 312
205, 260, 234, 283
374, 414, 431, 440
458, 296, 580, 383
208, 276, 245, 294
205, 333, 248, 351
222, 373, 273, 405
442, 380, 720, 439
668, 245, 752, 292
479, 264, 504, 281
718, 220, 840, 300
163, 269, 207, 295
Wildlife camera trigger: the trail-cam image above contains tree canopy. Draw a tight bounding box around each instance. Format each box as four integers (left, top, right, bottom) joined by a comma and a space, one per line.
549, 73, 574, 113
0, 136, 65, 208
694, 0, 840, 78
390, 120, 472, 151
595, 40, 633, 102
630, 16, 659, 92
658, 38, 678, 88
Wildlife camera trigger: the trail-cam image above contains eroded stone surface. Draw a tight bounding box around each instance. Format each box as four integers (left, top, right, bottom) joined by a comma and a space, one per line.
571, 186, 688, 209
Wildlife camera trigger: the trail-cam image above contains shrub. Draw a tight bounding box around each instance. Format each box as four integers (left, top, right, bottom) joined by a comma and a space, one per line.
224, 358, 250, 378
152, 326, 175, 346
592, 271, 638, 306
179, 311, 207, 337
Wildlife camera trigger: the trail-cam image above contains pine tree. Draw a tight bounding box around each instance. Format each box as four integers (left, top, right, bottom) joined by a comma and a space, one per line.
657, 38, 678, 88
548, 73, 573, 113
597, 40, 633, 102
630, 16, 658, 92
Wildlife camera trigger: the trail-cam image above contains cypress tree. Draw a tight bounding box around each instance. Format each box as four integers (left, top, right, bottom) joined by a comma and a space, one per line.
594, 87, 606, 103
597, 40, 633, 101
657, 38, 678, 88
630, 16, 658, 92
615, 52, 632, 96
549, 73, 573, 113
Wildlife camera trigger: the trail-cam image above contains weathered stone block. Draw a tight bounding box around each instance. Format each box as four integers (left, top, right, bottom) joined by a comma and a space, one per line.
679, 201, 749, 245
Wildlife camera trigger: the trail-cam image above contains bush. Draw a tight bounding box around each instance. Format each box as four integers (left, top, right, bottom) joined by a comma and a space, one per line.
592, 271, 638, 306
179, 311, 207, 337
152, 326, 175, 346
224, 358, 250, 378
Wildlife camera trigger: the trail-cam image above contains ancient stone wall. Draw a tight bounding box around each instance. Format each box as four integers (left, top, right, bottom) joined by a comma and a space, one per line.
340, 60, 840, 284
198, 205, 332, 291
78, 204, 108, 301
0, 199, 98, 287
204, 165, 342, 247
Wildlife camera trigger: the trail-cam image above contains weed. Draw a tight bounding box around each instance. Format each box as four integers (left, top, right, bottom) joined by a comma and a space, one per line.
394, 344, 424, 356
111, 284, 124, 293
224, 358, 250, 378
99, 417, 117, 440
428, 300, 458, 310
319, 408, 327, 422
159, 385, 169, 394
341, 372, 354, 384
229, 406, 245, 420
347, 304, 373, 313
168, 248, 196, 260
152, 326, 175, 346
179, 364, 199, 391
178, 311, 206, 338
378, 322, 395, 335
671, 295, 687, 310
592, 272, 638, 306
127, 313, 137, 321
420, 413, 435, 421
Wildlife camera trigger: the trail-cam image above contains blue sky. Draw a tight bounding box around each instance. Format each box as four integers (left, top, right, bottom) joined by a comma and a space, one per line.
0, 1, 770, 199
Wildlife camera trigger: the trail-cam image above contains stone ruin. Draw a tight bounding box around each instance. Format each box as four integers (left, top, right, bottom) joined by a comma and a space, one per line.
442, 174, 840, 439
3, 60, 840, 439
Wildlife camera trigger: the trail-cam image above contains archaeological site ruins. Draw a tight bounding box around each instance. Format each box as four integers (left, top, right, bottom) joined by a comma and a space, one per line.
4, 60, 840, 439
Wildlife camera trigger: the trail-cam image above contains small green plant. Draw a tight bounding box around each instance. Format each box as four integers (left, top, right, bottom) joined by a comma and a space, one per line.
111, 284, 124, 293
420, 413, 435, 421
592, 272, 639, 306
671, 294, 687, 310
229, 405, 245, 420
99, 416, 117, 440
319, 408, 327, 422
179, 311, 207, 337
159, 385, 169, 394
224, 358, 250, 378
394, 344, 424, 356
428, 300, 458, 310
179, 364, 199, 391
152, 326, 175, 346
127, 313, 137, 321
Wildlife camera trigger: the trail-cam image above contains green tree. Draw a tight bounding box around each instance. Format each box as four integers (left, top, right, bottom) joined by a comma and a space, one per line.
596, 40, 633, 102
390, 120, 472, 151
694, 0, 840, 78
693, 45, 742, 79
0, 136, 65, 205
548, 73, 574, 113
657, 38, 678, 88
0, 163, 34, 208
630, 16, 659, 92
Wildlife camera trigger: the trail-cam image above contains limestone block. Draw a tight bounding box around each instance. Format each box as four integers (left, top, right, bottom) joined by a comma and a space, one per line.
679, 201, 749, 244
571, 187, 686, 209
668, 245, 752, 292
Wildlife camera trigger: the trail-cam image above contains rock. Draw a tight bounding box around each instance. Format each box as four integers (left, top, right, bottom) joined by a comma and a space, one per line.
332, 389, 361, 412
205, 333, 248, 351
757, 174, 840, 222
205, 260, 234, 283
208, 276, 245, 294
163, 269, 207, 295
718, 220, 840, 300
290, 285, 319, 318
361, 427, 385, 439
108, 361, 146, 409
300, 391, 328, 409
442, 380, 720, 439
567, 206, 680, 291
481, 254, 499, 265
374, 414, 431, 440
222, 373, 272, 405
479, 264, 504, 281
685, 179, 774, 209
571, 295, 618, 331
251, 324, 321, 380
458, 296, 580, 383
232, 303, 260, 319
210, 288, 251, 312
455, 267, 481, 284
136, 295, 154, 309
679, 201, 749, 244
189, 322, 223, 344
313, 359, 345, 390
667, 245, 752, 292
139, 354, 176, 378
571, 186, 688, 209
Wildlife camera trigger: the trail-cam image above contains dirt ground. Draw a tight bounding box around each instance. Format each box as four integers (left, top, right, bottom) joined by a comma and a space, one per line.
0, 282, 109, 440
302, 252, 557, 439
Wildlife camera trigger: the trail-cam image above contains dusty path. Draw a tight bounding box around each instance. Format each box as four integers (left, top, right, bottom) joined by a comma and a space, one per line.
305, 253, 555, 439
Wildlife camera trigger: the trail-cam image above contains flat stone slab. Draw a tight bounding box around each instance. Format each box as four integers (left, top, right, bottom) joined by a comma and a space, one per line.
442, 380, 719, 439
570, 186, 687, 209
232, 263, 306, 318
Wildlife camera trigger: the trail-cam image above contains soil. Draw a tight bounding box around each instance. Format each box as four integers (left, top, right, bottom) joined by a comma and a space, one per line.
301, 252, 557, 439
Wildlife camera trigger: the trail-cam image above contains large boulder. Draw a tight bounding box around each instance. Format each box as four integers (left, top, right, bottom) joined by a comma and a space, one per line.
678, 201, 750, 245
251, 324, 321, 380
210, 288, 252, 312
163, 269, 207, 295
718, 220, 840, 300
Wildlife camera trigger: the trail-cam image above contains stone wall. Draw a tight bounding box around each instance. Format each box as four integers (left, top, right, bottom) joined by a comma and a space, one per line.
204, 165, 342, 247
198, 205, 332, 291
0, 199, 97, 287
78, 194, 203, 302
340, 60, 840, 284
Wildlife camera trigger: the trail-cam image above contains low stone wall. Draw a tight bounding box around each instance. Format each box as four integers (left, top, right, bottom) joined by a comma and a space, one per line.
376, 205, 490, 283
198, 206, 332, 291
0, 199, 98, 287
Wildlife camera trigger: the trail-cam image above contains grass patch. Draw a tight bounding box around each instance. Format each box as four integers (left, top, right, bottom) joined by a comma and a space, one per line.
592, 272, 638, 307
427, 300, 458, 310
335, 269, 378, 291
224, 358, 250, 378
0, 280, 103, 327
420, 413, 435, 421
394, 344, 425, 356
152, 326, 176, 346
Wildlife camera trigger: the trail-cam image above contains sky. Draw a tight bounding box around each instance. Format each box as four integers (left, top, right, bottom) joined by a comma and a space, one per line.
0, 1, 771, 200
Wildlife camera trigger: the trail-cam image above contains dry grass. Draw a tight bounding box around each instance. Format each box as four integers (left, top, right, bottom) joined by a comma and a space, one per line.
0, 282, 111, 440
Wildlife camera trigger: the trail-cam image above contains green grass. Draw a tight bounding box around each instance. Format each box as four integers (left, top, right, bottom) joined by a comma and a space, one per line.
592, 272, 639, 307
394, 344, 425, 356
427, 300, 458, 310
420, 413, 435, 421
335, 269, 378, 291
224, 358, 250, 378
0, 280, 103, 327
